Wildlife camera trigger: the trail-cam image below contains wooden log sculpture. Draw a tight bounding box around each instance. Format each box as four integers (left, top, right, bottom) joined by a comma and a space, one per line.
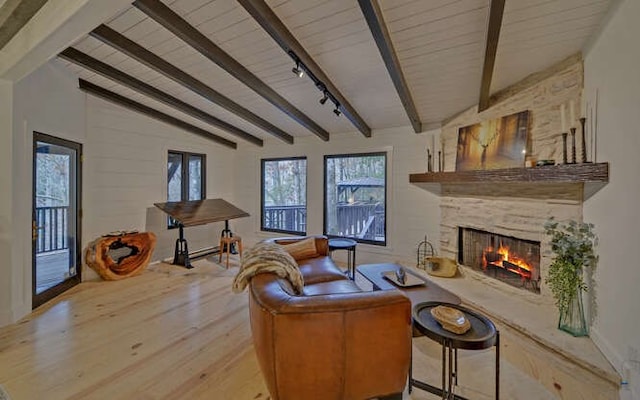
85, 231, 156, 280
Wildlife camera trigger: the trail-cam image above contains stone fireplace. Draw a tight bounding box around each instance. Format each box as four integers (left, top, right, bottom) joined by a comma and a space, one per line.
407, 56, 619, 398
436, 182, 585, 302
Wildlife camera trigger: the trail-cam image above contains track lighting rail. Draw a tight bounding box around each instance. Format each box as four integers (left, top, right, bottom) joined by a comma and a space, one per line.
288, 51, 341, 116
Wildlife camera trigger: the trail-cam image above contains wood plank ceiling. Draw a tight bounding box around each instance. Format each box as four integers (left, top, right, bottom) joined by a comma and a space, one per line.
53, 0, 614, 148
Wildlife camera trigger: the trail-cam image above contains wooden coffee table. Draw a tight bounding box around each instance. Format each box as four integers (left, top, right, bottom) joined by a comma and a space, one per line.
357, 263, 461, 307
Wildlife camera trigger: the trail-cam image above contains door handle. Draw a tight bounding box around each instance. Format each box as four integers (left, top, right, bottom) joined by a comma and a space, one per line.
32, 221, 43, 240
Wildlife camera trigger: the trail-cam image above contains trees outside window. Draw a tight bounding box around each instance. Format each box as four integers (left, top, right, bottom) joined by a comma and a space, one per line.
167, 151, 205, 227
261, 157, 307, 235
324, 152, 386, 245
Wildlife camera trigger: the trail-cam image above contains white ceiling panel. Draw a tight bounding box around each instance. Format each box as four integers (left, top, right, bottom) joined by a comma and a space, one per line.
382, 0, 487, 124
106, 6, 146, 32
265, 0, 408, 130
54, 0, 616, 142
492, 0, 612, 91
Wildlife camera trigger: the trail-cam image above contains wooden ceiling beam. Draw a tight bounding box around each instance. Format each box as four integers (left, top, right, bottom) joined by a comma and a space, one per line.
237, 0, 371, 138
59, 47, 263, 147
0, 0, 48, 50
133, 0, 329, 142
358, 0, 422, 134
78, 79, 237, 149
90, 24, 294, 144
478, 0, 506, 112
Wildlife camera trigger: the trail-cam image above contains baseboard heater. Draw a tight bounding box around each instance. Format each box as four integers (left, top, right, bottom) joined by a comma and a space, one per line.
190, 246, 221, 260
163, 246, 220, 265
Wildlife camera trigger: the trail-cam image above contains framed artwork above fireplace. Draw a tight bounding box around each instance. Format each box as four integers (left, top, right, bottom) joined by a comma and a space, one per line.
455, 110, 530, 171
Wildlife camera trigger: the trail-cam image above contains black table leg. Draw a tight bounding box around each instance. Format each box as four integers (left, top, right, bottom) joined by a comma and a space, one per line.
409, 345, 413, 394
496, 331, 500, 400
173, 224, 192, 268
350, 247, 356, 280
442, 342, 446, 399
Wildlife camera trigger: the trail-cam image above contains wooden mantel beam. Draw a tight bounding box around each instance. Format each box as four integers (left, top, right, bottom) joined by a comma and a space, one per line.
133, 0, 329, 142
478, 0, 505, 112
78, 79, 237, 149
358, 0, 422, 133
59, 47, 263, 146
237, 0, 372, 138
90, 24, 294, 144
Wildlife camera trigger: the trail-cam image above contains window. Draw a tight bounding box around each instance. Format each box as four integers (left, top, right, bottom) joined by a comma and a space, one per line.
167, 151, 206, 227
324, 152, 386, 245
261, 157, 307, 235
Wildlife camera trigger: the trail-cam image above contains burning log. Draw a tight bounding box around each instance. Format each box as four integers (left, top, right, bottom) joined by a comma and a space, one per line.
504, 260, 532, 280
85, 231, 156, 280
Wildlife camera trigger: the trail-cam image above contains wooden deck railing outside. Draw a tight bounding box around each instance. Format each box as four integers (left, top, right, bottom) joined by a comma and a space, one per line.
35, 206, 69, 254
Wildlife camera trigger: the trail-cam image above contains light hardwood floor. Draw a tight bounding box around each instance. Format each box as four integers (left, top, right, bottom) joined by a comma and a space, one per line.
0, 257, 555, 400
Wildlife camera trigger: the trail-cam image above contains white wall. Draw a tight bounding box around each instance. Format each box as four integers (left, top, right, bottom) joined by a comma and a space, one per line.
8, 61, 87, 322
0, 59, 239, 324
84, 94, 237, 264
233, 126, 441, 267
583, 0, 640, 395
0, 79, 14, 326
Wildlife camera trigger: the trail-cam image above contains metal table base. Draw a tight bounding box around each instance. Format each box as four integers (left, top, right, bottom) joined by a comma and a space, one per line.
328, 238, 357, 280
411, 302, 500, 400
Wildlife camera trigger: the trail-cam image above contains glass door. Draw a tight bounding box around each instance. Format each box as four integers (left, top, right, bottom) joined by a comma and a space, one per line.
32, 132, 82, 308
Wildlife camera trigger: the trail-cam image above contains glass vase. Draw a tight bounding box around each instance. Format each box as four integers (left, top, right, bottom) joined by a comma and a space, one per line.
558, 289, 588, 337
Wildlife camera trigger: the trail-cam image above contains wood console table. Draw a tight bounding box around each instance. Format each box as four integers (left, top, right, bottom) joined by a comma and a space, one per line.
154, 199, 249, 268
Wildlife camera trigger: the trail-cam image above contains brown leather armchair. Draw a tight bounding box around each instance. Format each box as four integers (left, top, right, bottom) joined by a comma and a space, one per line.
247, 236, 411, 400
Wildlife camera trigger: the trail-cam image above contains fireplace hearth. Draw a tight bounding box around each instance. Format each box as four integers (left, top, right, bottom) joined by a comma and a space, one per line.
458, 227, 541, 294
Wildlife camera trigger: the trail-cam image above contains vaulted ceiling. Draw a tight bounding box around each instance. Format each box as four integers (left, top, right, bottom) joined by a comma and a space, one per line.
5, 0, 616, 148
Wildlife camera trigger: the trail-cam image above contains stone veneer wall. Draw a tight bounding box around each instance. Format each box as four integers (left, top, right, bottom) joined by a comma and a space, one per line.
439, 54, 586, 302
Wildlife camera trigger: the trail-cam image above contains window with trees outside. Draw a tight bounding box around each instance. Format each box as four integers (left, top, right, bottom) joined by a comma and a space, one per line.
324, 152, 386, 245
261, 157, 307, 235
167, 150, 205, 228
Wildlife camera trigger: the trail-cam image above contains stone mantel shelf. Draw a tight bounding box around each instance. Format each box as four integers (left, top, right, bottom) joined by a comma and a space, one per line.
409, 162, 609, 200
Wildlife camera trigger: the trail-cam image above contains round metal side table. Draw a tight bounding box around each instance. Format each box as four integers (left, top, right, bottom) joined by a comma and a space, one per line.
328, 238, 357, 280
412, 301, 500, 400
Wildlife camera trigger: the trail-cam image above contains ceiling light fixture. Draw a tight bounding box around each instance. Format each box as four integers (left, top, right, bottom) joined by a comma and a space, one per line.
292, 61, 304, 78
319, 91, 328, 105
288, 50, 342, 117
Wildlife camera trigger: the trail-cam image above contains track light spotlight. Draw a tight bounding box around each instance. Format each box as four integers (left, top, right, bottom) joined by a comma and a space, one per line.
292, 62, 304, 78
287, 51, 342, 117
319, 91, 329, 105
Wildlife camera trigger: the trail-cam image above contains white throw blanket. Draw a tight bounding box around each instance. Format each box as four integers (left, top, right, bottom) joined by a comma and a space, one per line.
232, 241, 304, 294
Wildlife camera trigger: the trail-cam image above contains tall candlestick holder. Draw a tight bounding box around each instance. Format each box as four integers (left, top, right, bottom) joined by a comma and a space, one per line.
579, 117, 588, 163
562, 132, 568, 164
570, 127, 577, 164
427, 149, 433, 172
437, 151, 442, 172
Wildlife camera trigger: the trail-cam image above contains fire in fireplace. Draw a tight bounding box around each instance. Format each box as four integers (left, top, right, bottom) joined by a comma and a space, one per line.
458, 227, 541, 294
